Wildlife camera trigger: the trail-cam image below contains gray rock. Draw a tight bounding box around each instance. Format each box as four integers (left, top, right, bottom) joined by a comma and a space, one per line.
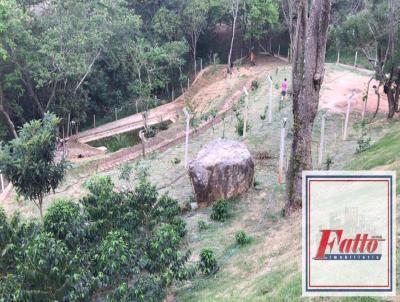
188, 139, 255, 206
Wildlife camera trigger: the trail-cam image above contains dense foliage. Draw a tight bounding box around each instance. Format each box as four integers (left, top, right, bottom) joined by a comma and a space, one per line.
0, 112, 68, 217
0, 175, 192, 301
0, 0, 280, 141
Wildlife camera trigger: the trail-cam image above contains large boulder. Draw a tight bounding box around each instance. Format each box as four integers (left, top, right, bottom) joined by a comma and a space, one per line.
188, 139, 255, 206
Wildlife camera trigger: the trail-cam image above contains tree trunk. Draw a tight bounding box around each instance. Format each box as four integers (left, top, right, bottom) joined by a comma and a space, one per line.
228, 0, 239, 73
286, 0, 331, 208
387, 86, 396, 119
372, 83, 382, 119
0, 85, 18, 138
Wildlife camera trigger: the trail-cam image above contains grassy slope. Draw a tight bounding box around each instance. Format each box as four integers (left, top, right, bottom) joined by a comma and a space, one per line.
173, 66, 398, 302
346, 127, 400, 192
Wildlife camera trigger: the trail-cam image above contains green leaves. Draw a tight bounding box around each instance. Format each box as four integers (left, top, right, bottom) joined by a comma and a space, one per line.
0, 112, 68, 217
199, 248, 218, 275
243, 0, 279, 41
0, 176, 190, 301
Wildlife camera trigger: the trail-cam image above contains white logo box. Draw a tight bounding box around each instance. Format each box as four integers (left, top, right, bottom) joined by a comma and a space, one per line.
302, 171, 396, 296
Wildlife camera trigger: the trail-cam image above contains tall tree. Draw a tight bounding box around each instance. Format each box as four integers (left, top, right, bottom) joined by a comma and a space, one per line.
286, 0, 331, 207
227, 0, 240, 72
182, 0, 210, 75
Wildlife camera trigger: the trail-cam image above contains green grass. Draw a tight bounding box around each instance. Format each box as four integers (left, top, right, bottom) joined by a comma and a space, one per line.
346, 129, 400, 192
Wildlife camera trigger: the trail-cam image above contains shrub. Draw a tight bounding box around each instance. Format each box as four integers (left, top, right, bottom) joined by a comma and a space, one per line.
93, 230, 134, 280
251, 80, 259, 90
198, 220, 209, 231
144, 126, 156, 138
235, 117, 250, 136
44, 199, 85, 247
260, 113, 266, 120
0, 173, 191, 301
324, 155, 333, 170
199, 248, 218, 275
119, 163, 134, 181
235, 230, 251, 246
171, 157, 181, 164
210, 199, 229, 222
356, 121, 371, 153
158, 121, 169, 131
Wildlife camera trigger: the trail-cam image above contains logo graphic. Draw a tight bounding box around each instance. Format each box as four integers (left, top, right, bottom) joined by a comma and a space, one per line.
302, 171, 396, 296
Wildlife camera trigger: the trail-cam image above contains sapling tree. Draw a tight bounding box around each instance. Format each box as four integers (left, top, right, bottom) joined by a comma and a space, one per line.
0, 112, 68, 217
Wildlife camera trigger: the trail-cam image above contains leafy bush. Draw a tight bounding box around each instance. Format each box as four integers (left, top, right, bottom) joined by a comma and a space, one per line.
235, 117, 250, 136
356, 121, 371, 153
119, 163, 134, 181
210, 199, 229, 222
158, 121, 169, 131
144, 126, 156, 138
260, 113, 266, 120
251, 80, 259, 90
0, 175, 191, 301
324, 155, 334, 170
171, 157, 181, 164
198, 220, 209, 231
235, 230, 251, 246
199, 248, 218, 275
44, 199, 86, 247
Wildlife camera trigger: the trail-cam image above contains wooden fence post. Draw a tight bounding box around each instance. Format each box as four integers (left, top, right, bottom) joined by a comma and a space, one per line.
354, 51, 358, 67
183, 108, 191, 168
277, 44, 280, 57
200, 58, 203, 71
336, 50, 340, 64
139, 130, 146, 158
278, 118, 288, 184
67, 113, 71, 137
93, 114, 96, 128
267, 75, 273, 124
318, 113, 326, 169
243, 87, 249, 138
343, 91, 356, 140
0, 173, 4, 193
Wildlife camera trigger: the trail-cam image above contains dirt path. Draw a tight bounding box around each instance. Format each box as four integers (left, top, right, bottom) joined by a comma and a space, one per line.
73, 66, 223, 144
320, 64, 388, 114
94, 56, 287, 172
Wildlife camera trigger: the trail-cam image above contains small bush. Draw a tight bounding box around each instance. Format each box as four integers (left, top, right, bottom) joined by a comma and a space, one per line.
171, 157, 181, 164
210, 199, 229, 222
210, 108, 218, 118
260, 113, 266, 120
119, 163, 134, 181
251, 80, 259, 90
356, 122, 371, 153
198, 220, 209, 231
235, 118, 250, 136
253, 178, 261, 188
158, 121, 169, 131
324, 155, 333, 170
144, 126, 156, 138
235, 230, 251, 246
199, 248, 218, 275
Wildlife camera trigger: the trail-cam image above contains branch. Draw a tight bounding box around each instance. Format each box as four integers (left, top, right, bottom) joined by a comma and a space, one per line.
74, 49, 101, 95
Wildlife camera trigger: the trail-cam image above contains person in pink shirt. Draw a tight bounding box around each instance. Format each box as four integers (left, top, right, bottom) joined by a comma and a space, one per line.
281, 78, 288, 101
